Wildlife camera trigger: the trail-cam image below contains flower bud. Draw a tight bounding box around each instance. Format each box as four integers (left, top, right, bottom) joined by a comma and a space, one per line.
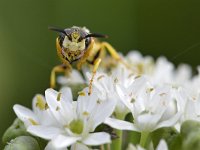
4, 136, 40, 150
2, 118, 30, 144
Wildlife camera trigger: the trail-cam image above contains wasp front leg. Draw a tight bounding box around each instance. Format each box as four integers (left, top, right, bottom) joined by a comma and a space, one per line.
76, 39, 94, 70
88, 58, 102, 95
50, 64, 72, 88
100, 42, 132, 70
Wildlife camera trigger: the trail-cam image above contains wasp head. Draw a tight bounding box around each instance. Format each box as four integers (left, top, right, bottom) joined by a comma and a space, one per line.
49, 26, 107, 62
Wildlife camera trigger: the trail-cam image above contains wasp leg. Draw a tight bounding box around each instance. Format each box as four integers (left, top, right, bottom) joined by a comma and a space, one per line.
50, 64, 72, 88
88, 58, 102, 95
100, 42, 132, 70
77, 39, 95, 70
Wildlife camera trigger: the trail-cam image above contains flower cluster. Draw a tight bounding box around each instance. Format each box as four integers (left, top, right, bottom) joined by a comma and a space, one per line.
4, 50, 200, 150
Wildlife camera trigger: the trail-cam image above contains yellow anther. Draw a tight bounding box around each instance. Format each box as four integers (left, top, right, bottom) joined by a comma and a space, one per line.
28, 118, 38, 125
114, 78, 118, 83
130, 98, 136, 103
56, 106, 60, 111
83, 111, 89, 116
45, 103, 49, 110
128, 73, 135, 78
97, 75, 105, 80
35, 95, 46, 110
134, 75, 141, 79
78, 91, 86, 96
159, 93, 167, 96
64, 124, 69, 128
96, 99, 102, 104
146, 88, 154, 93
57, 92, 62, 101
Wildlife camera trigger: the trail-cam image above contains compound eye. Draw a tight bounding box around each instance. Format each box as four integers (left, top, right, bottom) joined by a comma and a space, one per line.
85, 38, 90, 47
68, 35, 72, 41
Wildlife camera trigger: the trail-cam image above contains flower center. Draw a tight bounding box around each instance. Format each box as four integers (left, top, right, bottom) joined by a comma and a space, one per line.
69, 119, 84, 134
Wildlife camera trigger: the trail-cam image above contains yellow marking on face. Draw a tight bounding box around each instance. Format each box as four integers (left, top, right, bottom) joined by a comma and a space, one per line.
62, 36, 86, 51
71, 32, 80, 41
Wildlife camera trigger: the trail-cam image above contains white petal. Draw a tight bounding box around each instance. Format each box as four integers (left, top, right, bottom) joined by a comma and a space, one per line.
27, 125, 61, 140
57, 69, 84, 85
52, 134, 80, 149
126, 144, 145, 150
116, 86, 133, 111
82, 132, 111, 146
32, 94, 46, 112
91, 97, 116, 130
136, 113, 162, 132
45, 142, 67, 150
32, 95, 57, 126
156, 113, 181, 129
13, 104, 39, 126
71, 143, 90, 150
104, 117, 138, 131
45, 88, 74, 124
45, 88, 60, 110
77, 88, 116, 131
156, 139, 168, 150
60, 87, 73, 102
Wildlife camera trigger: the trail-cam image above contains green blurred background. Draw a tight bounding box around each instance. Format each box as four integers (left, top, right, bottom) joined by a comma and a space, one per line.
0, 0, 200, 141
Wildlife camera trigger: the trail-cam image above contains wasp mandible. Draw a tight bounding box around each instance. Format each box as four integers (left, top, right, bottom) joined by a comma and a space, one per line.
49, 26, 130, 95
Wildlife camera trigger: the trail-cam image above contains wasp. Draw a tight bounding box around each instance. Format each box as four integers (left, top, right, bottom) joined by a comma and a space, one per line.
49, 26, 129, 95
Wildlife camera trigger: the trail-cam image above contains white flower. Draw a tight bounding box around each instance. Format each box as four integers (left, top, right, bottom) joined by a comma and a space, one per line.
126, 143, 145, 150
86, 64, 142, 118
155, 140, 168, 150
14, 87, 116, 149
13, 94, 57, 128
126, 139, 168, 150
179, 86, 200, 123
126, 51, 154, 75
57, 69, 85, 85
105, 81, 181, 132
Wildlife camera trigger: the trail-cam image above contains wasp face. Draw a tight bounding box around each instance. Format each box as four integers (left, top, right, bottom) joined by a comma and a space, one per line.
49, 26, 107, 63
57, 27, 91, 62
61, 27, 90, 52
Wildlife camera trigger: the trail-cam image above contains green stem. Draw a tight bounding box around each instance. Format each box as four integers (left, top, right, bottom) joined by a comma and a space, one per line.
106, 144, 111, 150
111, 113, 126, 150
100, 145, 105, 150
139, 132, 149, 148
127, 131, 140, 145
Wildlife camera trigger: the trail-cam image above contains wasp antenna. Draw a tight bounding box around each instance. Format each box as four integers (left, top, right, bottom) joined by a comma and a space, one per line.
48, 26, 66, 34
85, 33, 108, 39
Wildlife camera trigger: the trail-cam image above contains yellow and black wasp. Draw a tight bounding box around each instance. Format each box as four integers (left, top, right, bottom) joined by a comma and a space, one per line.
49, 26, 129, 95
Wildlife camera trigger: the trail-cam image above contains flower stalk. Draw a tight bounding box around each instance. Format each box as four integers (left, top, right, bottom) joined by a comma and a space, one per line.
111, 113, 126, 150
139, 131, 150, 148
